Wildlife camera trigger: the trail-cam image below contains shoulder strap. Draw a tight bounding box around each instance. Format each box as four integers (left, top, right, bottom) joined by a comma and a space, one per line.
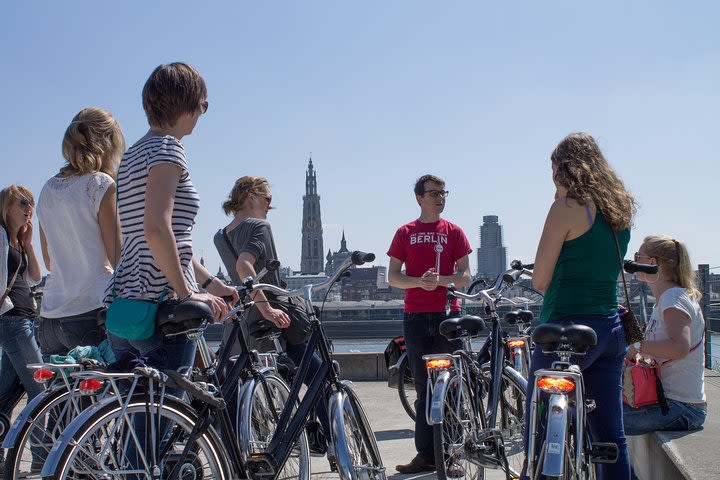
222, 227, 239, 258
0, 250, 22, 307
612, 230, 631, 307
110, 173, 119, 299
585, 205, 594, 226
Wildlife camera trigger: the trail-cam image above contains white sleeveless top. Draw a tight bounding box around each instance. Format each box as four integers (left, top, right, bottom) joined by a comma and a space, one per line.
37, 172, 114, 317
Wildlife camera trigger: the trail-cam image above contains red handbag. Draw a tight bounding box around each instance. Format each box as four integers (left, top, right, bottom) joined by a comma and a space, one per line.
622, 334, 704, 414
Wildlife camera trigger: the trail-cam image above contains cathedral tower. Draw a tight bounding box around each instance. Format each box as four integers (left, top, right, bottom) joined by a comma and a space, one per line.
300, 158, 324, 274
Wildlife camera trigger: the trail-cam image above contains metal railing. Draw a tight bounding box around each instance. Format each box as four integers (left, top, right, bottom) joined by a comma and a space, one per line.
698, 264, 720, 370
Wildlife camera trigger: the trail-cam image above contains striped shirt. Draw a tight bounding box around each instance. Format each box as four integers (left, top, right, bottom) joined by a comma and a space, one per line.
106, 135, 200, 302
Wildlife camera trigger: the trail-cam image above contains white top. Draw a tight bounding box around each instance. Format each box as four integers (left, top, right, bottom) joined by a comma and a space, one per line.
644, 287, 706, 404
37, 173, 114, 317
105, 135, 199, 301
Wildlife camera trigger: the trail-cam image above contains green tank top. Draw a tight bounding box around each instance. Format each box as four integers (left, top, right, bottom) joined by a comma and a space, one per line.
540, 209, 630, 324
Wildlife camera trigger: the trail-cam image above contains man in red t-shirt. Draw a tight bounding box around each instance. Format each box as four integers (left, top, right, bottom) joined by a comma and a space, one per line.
387, 174, 472, 473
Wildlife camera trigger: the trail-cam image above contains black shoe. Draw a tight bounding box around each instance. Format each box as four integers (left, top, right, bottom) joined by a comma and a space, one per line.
305, 420, 327, 456
396, 454, 436, 474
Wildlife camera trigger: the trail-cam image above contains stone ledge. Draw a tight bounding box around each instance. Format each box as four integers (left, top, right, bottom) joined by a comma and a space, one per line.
334, 352, 389, 381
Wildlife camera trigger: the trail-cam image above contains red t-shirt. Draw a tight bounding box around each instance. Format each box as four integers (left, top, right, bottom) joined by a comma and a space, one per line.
387, 218, 472, 313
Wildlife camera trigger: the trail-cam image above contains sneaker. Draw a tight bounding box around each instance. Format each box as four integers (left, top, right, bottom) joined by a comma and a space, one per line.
305, 420, 328, 456
396, 454, 436, 474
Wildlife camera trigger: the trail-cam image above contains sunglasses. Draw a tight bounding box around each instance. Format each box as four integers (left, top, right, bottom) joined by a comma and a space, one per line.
424, 189, 449, 198
20, 198, 34, 208
634, 252, 653, 262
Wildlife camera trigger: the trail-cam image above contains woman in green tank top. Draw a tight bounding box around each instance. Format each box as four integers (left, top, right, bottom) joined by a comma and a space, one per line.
525, 133, 637, 480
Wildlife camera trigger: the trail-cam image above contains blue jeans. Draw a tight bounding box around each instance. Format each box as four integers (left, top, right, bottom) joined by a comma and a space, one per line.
0, 316, 44, 416
623, 399, 706, 435
39, 309, 106, 361
524, 314, 630, 480
285, 341, 331, 437
403, 311, 463, 460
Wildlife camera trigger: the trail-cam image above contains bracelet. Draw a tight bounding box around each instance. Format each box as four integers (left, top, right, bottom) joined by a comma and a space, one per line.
201, 275, 215, 289
178, 292, 193, 303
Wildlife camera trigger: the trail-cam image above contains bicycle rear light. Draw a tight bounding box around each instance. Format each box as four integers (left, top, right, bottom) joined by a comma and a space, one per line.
507, 339, 526, 348
33, 369, 54, 384
426, 358, 453, 370
78, 379, 104, 395
537, 376, 575, 394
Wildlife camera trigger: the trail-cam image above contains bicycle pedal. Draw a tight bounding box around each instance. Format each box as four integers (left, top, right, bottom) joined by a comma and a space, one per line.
590, 442, 618, 464
585, 398, 596, 413
247, 453, 277, 477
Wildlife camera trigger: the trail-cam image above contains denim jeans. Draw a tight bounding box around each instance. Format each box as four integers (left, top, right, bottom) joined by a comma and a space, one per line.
623, 398, 706, 436
285, 341, 331, 437
0, 316, 44, 416
524, 314, 630, 480
403, 311, 463, 460
39, 308, 106, 361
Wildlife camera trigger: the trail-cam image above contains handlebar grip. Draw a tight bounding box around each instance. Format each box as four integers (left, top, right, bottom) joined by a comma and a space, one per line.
351, 251, 375, 265
267, 259, 281, 271
623, 260, 659, 275
502, 269, 523, 286
510, 259, 534, 271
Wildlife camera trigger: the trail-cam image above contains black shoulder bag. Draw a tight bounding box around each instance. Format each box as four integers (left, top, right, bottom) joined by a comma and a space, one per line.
613, 231, 644, 345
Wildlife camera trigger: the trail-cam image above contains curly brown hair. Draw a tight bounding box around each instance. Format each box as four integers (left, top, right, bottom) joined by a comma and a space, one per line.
60, 107, 125, 178
551, 132, 636, 231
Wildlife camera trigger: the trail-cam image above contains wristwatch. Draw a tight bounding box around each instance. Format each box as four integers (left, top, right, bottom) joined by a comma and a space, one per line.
633, 341, 642, 354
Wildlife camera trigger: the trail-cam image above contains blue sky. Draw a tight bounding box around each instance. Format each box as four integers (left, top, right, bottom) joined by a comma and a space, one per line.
2, 1, 718, 276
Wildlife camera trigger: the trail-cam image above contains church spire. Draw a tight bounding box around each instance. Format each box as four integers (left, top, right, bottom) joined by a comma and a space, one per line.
300, 157, 324, 274
339, 230, 348, 253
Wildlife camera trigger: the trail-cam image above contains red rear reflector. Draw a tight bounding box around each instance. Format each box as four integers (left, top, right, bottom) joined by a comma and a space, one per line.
537, 377, 575, 393
507, 339, 526, 348
79, 379, 103, 395
426, 359, 452, 370
33, 369, 54, 384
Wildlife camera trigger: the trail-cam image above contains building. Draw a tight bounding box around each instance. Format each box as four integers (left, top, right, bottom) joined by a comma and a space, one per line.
477, 215, 507, 280
325, 230, 352, 275
300, 158, 324, 274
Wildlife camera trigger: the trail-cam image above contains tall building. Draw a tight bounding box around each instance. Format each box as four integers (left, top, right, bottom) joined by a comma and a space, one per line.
477, 215, 507, 280
325, 230, 352, 275
300, 158, 324, 274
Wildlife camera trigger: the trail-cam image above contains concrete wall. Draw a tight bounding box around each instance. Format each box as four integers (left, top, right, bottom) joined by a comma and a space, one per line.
334, 352, 389, 381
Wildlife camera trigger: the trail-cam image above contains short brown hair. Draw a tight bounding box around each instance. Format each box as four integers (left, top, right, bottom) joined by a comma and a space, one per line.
414, 174, 445, 196
142, 62, 207, 129
222, 176, 269, 215
61, 107, 125, 177
0, 184, 34, 232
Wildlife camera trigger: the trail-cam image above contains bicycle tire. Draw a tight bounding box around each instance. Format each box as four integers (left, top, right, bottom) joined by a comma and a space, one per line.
4, 385, 78, 479
42, 394, 231, 480
396, 356, 416, 421
495, 367, 527, 478
433, 373, 485, 480
242, 372, 311, 480
331, 384, 386, 480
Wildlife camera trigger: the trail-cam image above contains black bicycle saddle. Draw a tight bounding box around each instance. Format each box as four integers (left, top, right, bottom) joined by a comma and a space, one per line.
439, 315, 487, 340
157, 300, 213, 335
505, 309, 534, 325
532, 323, 597, 354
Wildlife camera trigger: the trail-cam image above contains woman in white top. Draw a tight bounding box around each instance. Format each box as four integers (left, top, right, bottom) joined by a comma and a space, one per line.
36, 107, 124, 358
623, 235, 706, 435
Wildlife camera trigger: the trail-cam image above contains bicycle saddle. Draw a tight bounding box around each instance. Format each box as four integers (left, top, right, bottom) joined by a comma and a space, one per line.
532, 323, 597, 354
505, 309, 534, 325
157, 300, 213, 335
247, 318, 281, 340
439, 315, 487, 340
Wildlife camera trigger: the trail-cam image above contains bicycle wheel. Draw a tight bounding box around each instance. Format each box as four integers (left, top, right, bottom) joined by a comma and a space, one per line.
433, 374, 484, 480
495, 368, 527, 478
331, 384, 386, 480
43, 394, 230, 479
243, 373, 310, 480
4, 385, 79, 479
396, 356, 416, 421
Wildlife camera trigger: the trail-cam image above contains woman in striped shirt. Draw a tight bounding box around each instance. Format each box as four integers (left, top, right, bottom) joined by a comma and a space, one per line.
107, 62, 236, 368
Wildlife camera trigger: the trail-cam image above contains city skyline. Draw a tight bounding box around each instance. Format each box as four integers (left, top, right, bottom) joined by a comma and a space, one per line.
2, 2, 718, 277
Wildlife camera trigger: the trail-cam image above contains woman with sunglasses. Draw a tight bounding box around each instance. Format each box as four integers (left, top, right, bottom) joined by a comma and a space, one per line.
528, 132, 637, 480
0, 185, 44, 441
35, 107, 125, 360
623, 236, 706, 434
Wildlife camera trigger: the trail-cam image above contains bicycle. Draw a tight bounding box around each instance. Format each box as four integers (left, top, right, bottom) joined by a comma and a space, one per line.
523, 259, 657, 480
42, 250, 385, 480
425, 265, 531, 480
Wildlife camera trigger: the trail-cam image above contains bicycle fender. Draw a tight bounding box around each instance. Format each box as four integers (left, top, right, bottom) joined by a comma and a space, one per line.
502, 365, 528, 392
41, 393, 124, 478
328, 389, 355, 480
236, 377, 257, 459
428, 370, 452, 425
2, 387, 65, 448
542, 394, 569, 478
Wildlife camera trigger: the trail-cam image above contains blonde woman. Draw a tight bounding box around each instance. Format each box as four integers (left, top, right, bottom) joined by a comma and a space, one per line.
528, 133, 637, 480
0, 185, 43, 427
623, 236, 706, 434
36, 107, 124, 358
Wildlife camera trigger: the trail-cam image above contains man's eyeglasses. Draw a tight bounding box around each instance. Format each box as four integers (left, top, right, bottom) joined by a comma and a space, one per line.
20, 198, 34, 208
423, 190, 449, 198
200, 100, 209, 115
